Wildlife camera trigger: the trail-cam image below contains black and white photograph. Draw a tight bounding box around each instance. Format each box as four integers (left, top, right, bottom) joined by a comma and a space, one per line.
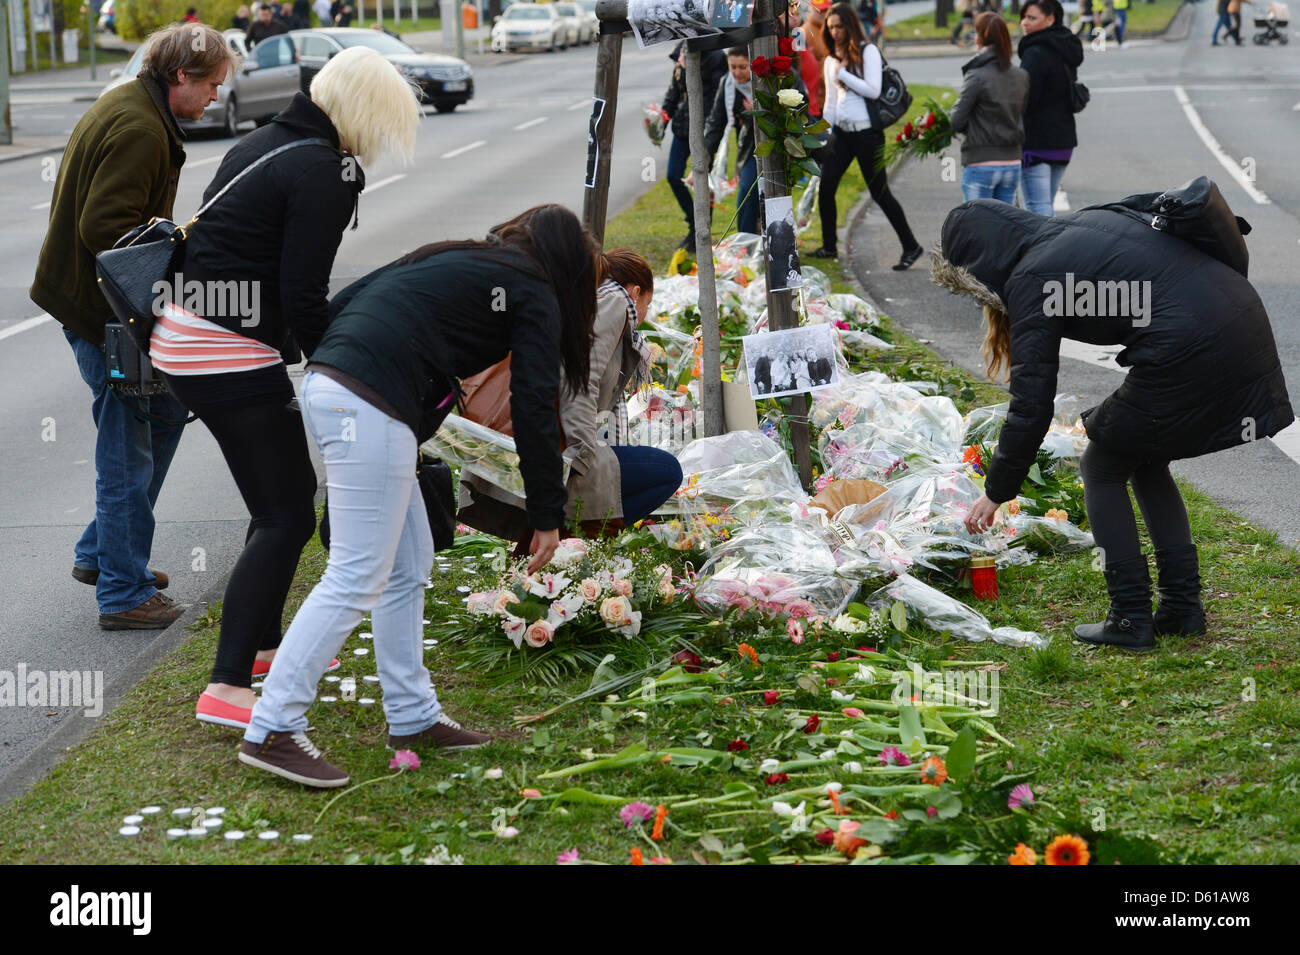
764, 194, 803, 293
742, 324, 840, 399
710, 0, 755, 29
628, 0, 723, 50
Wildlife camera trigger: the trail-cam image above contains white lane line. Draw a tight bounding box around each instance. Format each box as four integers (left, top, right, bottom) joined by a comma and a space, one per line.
31, 200, 51, 210
366, 173, 407, 192
1270, 419, 1300, 468
440, 140, 486, 159
1059, 339, 1122, 371
1172, 85, 1270, 205
513, 116, 548, 130
566, 98, 591, 111
186, 155, 223, 168
0, 314, 54, 342
1094, 84, 1300, 94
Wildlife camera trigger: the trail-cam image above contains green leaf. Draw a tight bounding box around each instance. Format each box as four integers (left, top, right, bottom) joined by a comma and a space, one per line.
898, 704, 926, 751
589, 653, 619, 689
805, 117, 831, 134
932, 790, 963, 819
794, 157, 822, 178
755, 115, 783, 140
890, 600, 908, 633
554, 788, 630, 806
699, 833, 725, 855
754, 140, 775, 158
945, 726, 978, 781
532, 726, 551, 748
846, 602, 875, 621
782, 136, 807, 159
1027, 462, 1045, 485
799, 134, 825, 149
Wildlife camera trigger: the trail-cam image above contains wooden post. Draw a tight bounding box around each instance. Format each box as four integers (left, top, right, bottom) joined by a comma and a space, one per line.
583, 1, 628, 248
684, 49, 723, 438
750, 0, 812, 489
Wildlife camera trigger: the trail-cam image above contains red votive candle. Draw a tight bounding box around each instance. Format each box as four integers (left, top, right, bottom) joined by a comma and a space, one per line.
970, 556, 999, 600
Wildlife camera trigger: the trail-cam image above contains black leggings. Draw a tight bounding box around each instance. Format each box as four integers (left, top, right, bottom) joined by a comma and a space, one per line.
169, 383, 318, 687
1079, 443, 1193, 566
819, 126, 919, 254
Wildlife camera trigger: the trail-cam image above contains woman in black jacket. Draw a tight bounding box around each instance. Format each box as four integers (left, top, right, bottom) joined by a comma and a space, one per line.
150, 47, 420, 730
661, 42, 728, 250
950, 12, 1029, 204
238, 205, 598, 787
1017, 0, 1083, 216
934, 198, 1293, 651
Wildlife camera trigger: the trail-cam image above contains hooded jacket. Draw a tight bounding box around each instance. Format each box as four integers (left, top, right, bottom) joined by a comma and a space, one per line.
1017, 24, 1083, 152
934, 200, 1294, 504
949, 48, 1030, 165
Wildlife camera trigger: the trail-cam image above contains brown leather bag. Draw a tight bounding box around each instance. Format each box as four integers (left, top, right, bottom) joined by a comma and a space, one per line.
459, 355, 516, 436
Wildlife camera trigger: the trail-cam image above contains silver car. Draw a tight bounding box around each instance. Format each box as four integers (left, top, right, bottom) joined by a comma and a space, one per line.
553, 3, 589, 45
99, 30, 301, 138
490, 4, 568, 53
573, 0, 601, 42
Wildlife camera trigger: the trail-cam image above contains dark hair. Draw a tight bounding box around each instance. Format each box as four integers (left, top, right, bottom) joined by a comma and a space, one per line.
601, 248, 654, 296
976, 11, 1012, 69
398, 205, 597, 395
822, 3, 870, 75
727, 45, 749, 59
1021, 0, 1062, 24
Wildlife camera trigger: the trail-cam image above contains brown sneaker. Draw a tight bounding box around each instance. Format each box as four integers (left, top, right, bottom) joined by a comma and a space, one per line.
238, 731, 350, 788
74, 566, 169, 589
98, 593, 184, 630
388, 714, 490, 752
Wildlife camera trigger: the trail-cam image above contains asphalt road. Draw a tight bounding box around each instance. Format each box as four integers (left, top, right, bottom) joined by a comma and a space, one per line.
0, 38, 671, 781
845, 3, 1300, 550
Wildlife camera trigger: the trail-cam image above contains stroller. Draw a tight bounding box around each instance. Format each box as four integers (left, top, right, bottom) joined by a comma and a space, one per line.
1253, 2, 1290, 44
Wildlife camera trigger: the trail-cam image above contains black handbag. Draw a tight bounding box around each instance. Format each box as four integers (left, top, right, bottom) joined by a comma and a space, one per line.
1069, 65, 1090, 113
319, 452, 457, 553
1081, 176, 1252, 277
866, 52, 912, 129
94, 137, 332, 354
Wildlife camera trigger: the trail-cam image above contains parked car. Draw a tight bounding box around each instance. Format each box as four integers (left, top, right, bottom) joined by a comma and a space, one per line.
98, 0, 115, 33
573, 0, 601, 42
553, 2, 588, 46
98, 30, 300, 137
490, 3, 568, 53
290, 28, 474, 113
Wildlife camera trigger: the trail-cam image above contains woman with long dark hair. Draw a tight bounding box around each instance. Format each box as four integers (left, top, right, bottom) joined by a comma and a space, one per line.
1017, 0, 1083, 216
238, 204, 599, 787
949, 12, 1029, 204
811, 2, 923, 270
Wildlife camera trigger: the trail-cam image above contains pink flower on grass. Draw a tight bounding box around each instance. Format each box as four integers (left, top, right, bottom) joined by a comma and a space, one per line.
389, 749, 421, 771
926, 806, 938, 817
787, 618, 805, 644
557, 848, 580, 864
619, 801, 655, 828
1007, 784, 1035, 809
878, 746, 911, 767
785, 600, 817, 620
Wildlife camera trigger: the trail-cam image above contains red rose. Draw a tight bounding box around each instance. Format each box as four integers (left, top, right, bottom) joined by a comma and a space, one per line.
772, 55, 793, 74
814, 829, 835, 845
763, 690, 780, 706
765, 773, 790, 786
884, 810, 899, 820
924, 111, 937, 129
777, 37, 794, 57
895, 133, 904, 143
727, 739, 749, 752
827, 652, 840, 662
802, 714, 820, 734
672, 649, 702, 673
902, 121, 914, 138
826, 678, 839, 687
751, 56, 771, 77
857, 646, 876, 654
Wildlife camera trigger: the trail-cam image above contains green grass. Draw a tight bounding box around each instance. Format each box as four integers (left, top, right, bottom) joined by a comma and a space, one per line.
890, 0, 1184, 42
1, 77, 1297, 865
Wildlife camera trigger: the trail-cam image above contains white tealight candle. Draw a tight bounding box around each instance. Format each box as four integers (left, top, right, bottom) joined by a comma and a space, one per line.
140, 806, 162, 816
166, 828, 187, 839
258, 830, 280, 841
353, 648, 370, 656
224, 830, 246, 841
291, 833, 313, 843
122, 814, 144, 825
118, 826, 141, 837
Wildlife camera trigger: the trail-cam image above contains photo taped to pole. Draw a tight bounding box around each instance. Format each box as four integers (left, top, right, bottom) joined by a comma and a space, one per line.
763, 193, 802, 292
585, 97, 607, 189
742, 323, 839, 400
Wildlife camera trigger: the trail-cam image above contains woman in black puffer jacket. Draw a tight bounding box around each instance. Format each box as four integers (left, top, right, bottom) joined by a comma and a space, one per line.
1017, 0, 1083, 216
933, 198, 1293, 652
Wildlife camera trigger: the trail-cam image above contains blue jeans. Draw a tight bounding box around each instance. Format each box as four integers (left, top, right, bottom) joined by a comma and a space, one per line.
961, 164, 1020, 203
736, 155, 759, 235
1115, 8, 1127, 42
667, 134, 695, 231
1020, 161, 1068, 217
64, 328, 186, 613
611, 445, 683, 524
1212, 11, 1232, 41
246, 372, 441, 742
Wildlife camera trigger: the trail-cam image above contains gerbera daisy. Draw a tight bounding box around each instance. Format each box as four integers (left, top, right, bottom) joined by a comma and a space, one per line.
1044, 834, 1090, 865
1007, 784, 1035, 810
918, 755, 948, 786
1008, 843, 1037, 865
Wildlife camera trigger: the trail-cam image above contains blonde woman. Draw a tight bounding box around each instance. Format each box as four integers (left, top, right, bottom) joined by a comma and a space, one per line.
151, 47, 421, 730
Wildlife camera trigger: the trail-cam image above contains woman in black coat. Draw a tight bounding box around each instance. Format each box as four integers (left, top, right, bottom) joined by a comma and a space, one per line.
1017, 0, 1083, 216
150, 48, 420, 730
934, 198, 1293, 651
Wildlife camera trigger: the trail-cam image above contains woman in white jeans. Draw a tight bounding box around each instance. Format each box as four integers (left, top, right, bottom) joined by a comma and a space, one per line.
239, 205, 598, 788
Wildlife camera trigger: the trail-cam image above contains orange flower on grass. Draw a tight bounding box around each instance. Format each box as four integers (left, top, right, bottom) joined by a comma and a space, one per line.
832, 819, 868, 856
918, 755, 948, 786
827, 788, 850, 816
737, 643, 760, 665
1008, 843, 1038, 865
651, 803, 668, 841
630, 847, 644, 865
1044, 834, 1090, 865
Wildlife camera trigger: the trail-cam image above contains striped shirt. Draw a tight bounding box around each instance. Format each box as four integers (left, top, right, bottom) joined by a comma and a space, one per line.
149, 302, 283, 376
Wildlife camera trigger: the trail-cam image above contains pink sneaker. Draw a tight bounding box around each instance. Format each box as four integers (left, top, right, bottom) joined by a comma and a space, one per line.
251, 657, 341, 678
196, 692, 252, 729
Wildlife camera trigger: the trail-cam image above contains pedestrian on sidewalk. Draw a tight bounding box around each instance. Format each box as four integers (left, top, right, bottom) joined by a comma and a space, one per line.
950, 12, 1029, 204
233, 4, 252, 31
1073, 0, 1095, 38
1112, 0, 1129, 47
238, 205, 599, 788
30, 24, 236, 631
150, 47, 419, 731
1017, 0, 1083, 216
811, 2, 923, 270
661, 41, 728, 250
246, 2, 288, 45
313, 0, 331, 26
936, 198, 1293, 652
1212, 0, 1233, 43
1227, 0, 1253, 43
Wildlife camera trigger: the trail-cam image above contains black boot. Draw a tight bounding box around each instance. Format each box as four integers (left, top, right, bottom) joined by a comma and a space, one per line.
1073, 555, 1156, 652
1152, 544, 1207, 636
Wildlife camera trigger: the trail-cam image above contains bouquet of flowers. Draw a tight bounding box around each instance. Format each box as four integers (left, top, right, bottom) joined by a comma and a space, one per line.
748, 40, 829, 188
643, 102, 669, 148
877, 97, 954, 171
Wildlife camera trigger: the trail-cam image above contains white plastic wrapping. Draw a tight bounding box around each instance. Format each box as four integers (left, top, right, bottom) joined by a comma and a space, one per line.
865, 573, 1049, 649
422, 413, 570, 497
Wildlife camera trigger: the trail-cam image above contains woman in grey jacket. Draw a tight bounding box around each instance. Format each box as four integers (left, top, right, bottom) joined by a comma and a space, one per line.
949, 12, 1029, 204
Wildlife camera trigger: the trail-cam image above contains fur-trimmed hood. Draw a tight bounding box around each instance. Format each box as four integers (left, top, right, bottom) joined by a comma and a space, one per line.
929, 200, 1046, 310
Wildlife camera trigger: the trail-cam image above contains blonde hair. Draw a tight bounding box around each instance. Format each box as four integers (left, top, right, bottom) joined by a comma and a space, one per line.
981, 304, 1011, 382
141, 23, 239, 85
310, 46, 420, 167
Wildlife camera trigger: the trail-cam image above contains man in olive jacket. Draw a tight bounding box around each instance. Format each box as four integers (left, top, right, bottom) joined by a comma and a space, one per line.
31, 23, 234, 630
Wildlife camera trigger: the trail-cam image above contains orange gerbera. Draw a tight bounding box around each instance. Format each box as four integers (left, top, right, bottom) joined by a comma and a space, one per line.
832, 819, 868, 856
1044, 834, 1090, 865
918, 755, 948, 786
962, 446, 982, 466
630, 846, 644, 865
1008, 843, 1038, 865
651, 803, 668, 841
737, 643, 760, 665
827, 788, 850, 816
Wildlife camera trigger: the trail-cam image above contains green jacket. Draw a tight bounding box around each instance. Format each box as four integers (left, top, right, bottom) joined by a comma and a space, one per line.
30, 73, 186, 346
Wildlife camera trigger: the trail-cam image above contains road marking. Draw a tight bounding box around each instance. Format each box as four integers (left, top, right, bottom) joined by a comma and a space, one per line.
1093, 84, 1300, 93
186, 155, 223, 168
1269, 419, 1300, 468
441, 140, 486, 158
31, 200, 51, 210
1172, 85, 1270, 205
566, 98, 591, 111
1058, 339, 1122, 371
0, 314, 54, 342
366, 173, 407, 192
513, 116, 548, 130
